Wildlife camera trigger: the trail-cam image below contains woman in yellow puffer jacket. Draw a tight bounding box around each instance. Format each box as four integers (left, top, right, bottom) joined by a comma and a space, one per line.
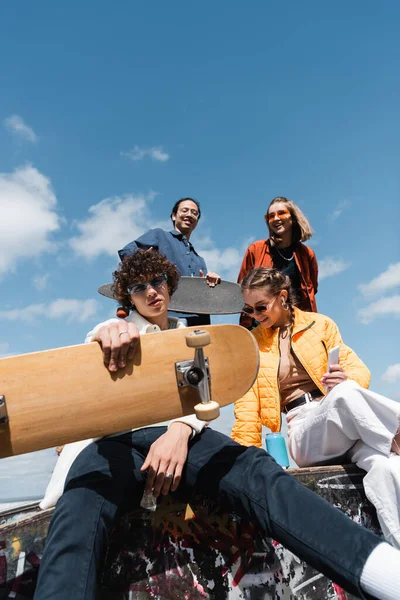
232, 267, 400, 550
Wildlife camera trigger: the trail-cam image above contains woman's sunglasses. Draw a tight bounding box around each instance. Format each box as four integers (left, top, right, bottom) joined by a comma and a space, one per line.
242, 297, 278, 315
128, 274, 167, 295
266, 209, 291, 223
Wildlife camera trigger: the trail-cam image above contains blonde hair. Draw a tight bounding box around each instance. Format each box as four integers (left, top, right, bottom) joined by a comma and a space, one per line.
241, 267, 297, 331
265, 197, 313, 243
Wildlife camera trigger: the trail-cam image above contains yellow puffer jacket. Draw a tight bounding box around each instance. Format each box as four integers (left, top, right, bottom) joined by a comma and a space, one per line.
231, 307, 371, 447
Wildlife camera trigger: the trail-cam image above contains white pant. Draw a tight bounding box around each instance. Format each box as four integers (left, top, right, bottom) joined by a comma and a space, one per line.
287, 380, 400, 549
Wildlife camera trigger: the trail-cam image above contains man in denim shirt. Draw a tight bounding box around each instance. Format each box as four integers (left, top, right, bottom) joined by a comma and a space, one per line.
119, 198, 220, 326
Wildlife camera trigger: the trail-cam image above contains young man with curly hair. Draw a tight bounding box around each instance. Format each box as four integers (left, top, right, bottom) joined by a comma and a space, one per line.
36, 250, 400, 600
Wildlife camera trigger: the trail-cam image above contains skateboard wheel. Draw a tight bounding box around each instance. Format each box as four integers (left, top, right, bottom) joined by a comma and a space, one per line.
186, 331, 211, 348
194, 400, 220, 421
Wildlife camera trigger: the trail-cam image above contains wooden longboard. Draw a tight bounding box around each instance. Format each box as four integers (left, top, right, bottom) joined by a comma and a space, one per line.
0, 325, 259, 459
98, 277, 244, 314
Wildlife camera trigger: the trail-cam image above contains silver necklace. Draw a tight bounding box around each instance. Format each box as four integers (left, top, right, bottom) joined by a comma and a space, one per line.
279, 326, 290, 339
275, 246, 294, 262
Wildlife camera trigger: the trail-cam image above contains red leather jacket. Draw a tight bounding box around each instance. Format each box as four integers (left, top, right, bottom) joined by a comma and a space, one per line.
238, 239, 318, 326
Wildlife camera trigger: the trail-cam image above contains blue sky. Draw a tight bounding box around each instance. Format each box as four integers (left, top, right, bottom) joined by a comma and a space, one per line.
0, 1, 399, 500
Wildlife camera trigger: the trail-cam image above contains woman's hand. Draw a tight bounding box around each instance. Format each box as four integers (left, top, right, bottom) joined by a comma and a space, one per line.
199, 269, 221, 288
321, 364, 347, 392
92, 321, 140, 372
141, 422, 192, 497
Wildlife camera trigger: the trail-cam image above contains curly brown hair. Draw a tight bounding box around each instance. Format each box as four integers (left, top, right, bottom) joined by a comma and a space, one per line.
113, 249, 180, 309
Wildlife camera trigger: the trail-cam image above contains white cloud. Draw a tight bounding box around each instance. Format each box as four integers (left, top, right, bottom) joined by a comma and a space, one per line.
0, 342, 12, 358
359, 263, 400, 297
69, 192, 170, 259
3, 114, 38, 143
69, 193, 247, 281
319, 257, 350, 280
358, 295, 400, 324
382, 364, 400, 384
196, 236, 244, 281
121, 145, 169, 162
0, 299, 98, 323
33, 273, 50, 291
0, 165, 60, 277
329, 200, 350, 222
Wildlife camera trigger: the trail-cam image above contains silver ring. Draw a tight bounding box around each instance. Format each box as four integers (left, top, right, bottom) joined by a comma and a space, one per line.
118, 330, 129, 338
165, 472, 174, 479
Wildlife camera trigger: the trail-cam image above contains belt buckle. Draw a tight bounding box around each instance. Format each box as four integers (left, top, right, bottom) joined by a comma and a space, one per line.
304, 392, 311, 404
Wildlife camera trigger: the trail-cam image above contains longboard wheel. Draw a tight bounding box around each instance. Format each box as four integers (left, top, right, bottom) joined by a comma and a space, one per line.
186, 331, 211, 348
194, 400, 220, 421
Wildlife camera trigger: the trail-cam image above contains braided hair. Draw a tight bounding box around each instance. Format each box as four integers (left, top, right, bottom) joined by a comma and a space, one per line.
241, 267, 297, 333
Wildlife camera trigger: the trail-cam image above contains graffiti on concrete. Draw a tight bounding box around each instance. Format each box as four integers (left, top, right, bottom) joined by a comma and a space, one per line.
0, 465, 381, 599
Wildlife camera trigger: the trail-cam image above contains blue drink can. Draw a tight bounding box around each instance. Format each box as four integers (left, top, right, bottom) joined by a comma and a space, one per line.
265, 433, 289, 469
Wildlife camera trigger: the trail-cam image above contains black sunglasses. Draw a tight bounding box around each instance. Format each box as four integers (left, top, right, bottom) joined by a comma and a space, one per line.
242, 296, 278, 315
128, 274, 167, 295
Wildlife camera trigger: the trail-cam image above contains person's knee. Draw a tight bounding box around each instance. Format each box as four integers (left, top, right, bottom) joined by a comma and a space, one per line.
326, 380, 364, 411
65, 438, 138, 496
66, 442, 104, 483
368, 456, 400, 481
225, 445, 285, 491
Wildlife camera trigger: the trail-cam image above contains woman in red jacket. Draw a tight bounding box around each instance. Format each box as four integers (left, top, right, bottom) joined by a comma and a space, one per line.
238, 197, 318, 328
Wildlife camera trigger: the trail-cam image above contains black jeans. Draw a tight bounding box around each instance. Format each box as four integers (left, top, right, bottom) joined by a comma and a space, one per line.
34, 427, 380, 600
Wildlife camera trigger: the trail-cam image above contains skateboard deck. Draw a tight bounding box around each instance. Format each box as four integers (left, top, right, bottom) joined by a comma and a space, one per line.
0, 325, 259, 459
98, 277, 244, 314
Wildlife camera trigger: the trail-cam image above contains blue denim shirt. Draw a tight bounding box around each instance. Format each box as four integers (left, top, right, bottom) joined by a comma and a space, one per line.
119, 229, 208, 276
118, 229, 209, 322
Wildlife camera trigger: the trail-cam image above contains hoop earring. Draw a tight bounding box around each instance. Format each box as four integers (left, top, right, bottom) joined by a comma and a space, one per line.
281, 299, 289, 311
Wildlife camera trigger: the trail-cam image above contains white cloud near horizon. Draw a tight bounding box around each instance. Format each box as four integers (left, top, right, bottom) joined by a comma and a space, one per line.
319, 257, 350, 280
382, 364, 400, 384
0, 342, 12, 358
0, 165, 60, 277
329, 200, 351, 222
358, 295, 400, 324
359, 263, 400, 297
121, 145, 169, 162
69, 192, 170, 259
0, 299, 98, 323
3, 114, 38, 143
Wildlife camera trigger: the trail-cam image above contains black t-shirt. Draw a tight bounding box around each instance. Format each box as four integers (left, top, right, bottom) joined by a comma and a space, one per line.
270, 244, 301, 304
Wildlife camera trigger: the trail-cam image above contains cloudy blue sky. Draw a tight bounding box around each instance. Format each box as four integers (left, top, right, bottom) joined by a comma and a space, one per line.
0, 1, 399, 501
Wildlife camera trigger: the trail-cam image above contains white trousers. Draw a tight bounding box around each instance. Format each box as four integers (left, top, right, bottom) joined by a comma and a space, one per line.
287, 380, 400, 549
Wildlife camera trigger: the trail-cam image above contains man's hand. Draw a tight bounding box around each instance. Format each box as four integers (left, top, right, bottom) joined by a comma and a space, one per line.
199, 270, 221, 288
321, 364, 347, 392
92, 321, 140, 372
141, 422, 192, 497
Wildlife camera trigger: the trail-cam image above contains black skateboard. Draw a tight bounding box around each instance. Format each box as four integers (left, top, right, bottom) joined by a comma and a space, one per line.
98, 277, 243, 315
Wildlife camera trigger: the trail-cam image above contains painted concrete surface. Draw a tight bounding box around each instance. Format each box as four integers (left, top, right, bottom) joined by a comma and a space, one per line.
0, 465, 381, 599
